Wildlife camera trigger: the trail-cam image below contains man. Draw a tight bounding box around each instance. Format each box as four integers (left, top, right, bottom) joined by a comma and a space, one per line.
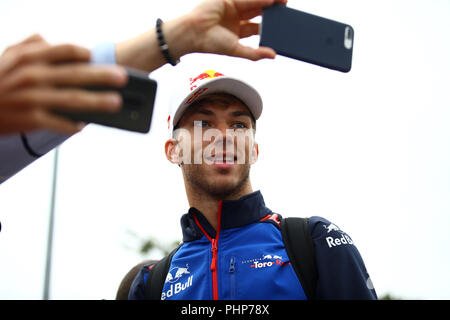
125, 70, 378, 300
0, 0, 284, 183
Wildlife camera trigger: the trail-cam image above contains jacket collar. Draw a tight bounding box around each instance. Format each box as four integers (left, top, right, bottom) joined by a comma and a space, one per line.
180, 190, 272, 242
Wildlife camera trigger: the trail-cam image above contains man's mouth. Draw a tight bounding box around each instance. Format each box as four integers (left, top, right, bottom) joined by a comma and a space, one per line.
206, 153, 237, 163
208, 153, 237, 163
205, 153, 238, 170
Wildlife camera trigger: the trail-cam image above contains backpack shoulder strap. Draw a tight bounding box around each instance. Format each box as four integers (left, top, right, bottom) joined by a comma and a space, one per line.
280, 217, 318, 300
144, 245, 181, 300
116, 259, 158, 300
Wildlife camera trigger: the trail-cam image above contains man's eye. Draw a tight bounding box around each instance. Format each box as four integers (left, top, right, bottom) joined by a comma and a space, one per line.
232, 122, 247, 129
194, 120, 209, 127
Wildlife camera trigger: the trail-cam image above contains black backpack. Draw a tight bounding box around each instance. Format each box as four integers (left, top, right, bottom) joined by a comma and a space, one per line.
116, 217, 318, 300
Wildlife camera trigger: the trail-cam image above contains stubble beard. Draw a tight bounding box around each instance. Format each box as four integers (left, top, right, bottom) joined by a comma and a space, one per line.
182, 163, 251, 201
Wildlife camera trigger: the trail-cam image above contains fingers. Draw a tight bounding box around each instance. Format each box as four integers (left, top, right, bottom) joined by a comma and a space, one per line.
239, 8, 263, 21
1, 34, 47, 56
239, 22, 260, 38
0, 108, 84, 135
49, 64, 128, 87
0, 63, 128, 92
1, 87, 123, 113
233, 0, 287, 13
15, 34, 48, 46
235, 0, 288, 20
28, 110, 85, 135
0, 43, 91, 77
16, 43, 91, 66
0, 34, 125, 135
236, 22, 276, 60
231, 44, 276, 61
0, 37, 127, 135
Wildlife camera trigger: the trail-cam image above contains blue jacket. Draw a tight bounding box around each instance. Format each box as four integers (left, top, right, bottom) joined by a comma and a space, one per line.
128, 191, 377, 300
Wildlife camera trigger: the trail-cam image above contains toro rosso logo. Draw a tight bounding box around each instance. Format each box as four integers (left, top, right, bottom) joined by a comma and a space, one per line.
250, 254, 288, 270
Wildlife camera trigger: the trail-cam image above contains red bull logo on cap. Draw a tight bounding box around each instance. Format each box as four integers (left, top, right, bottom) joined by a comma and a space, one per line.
185, 87, 208, 105
189, 70, 224, 91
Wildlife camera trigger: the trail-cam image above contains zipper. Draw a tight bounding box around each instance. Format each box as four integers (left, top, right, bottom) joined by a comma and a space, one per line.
211, 238, 219, 299
211, 201, 222, 300
192, 200, 223, 300
229, 256, 236, 299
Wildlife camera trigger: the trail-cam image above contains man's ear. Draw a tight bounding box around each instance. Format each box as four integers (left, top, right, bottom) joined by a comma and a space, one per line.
250, 141, 259, 164
165, 139, 182, 166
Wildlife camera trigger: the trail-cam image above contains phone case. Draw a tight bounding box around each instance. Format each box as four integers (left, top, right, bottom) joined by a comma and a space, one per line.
260, 4, 354, 72
53, 69, 157, 133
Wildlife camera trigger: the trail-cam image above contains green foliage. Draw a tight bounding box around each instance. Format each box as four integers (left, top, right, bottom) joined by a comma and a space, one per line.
380, 293, 402, 300
125, 230, 180, 258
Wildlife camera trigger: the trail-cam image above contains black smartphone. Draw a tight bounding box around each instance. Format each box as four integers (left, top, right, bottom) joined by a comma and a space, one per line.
53, 68, 157, 133
260, 4, 354, 72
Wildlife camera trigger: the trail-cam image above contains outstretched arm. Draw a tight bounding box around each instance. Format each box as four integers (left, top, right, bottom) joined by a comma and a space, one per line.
115, 0, 287, 71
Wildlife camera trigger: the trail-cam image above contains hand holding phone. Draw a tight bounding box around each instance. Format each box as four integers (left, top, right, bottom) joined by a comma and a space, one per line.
260, 4, 354, 72
53, 68, 157, 133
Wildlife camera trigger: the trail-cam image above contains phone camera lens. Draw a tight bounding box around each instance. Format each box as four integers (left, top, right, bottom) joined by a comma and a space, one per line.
344, 26, 353, 49
347, 27, 353, 40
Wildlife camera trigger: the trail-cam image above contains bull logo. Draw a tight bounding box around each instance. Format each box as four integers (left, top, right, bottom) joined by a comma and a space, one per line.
165, 265, 190, 284
323, 223, 343, 233
189, 70, 224, 91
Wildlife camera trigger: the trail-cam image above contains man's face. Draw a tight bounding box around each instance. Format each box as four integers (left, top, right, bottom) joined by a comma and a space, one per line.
171, 94, 258, 199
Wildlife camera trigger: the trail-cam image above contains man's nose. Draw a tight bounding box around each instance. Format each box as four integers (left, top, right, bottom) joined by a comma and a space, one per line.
214, 123, 235, 147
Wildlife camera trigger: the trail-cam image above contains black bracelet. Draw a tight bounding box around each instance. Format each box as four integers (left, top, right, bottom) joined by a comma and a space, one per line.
156, 18, 180, 66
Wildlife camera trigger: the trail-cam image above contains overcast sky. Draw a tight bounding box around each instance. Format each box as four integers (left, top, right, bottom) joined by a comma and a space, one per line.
1, 0, 450, 299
